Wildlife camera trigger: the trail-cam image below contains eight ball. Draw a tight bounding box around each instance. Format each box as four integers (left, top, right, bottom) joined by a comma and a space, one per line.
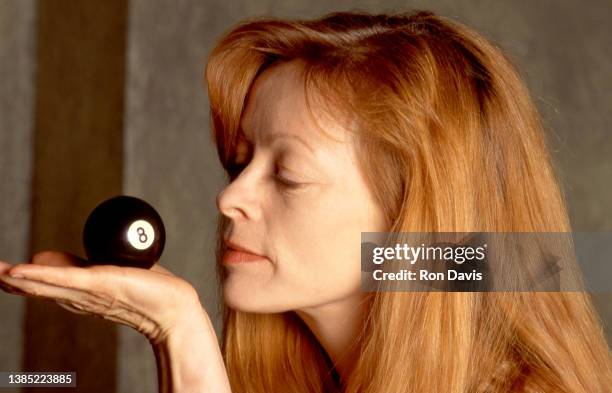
82, 196, 166, 269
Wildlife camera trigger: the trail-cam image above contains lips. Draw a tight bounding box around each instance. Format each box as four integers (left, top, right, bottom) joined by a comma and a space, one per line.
222, 239, 267, 264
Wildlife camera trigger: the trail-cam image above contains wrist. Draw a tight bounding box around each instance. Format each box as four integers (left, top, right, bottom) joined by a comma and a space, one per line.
152, 302, 231, 393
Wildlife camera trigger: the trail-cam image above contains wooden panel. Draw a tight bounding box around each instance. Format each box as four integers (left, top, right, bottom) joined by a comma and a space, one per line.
24, 1, 128, 391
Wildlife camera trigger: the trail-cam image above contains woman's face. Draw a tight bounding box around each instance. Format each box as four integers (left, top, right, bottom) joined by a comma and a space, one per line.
216, 61, 387, 313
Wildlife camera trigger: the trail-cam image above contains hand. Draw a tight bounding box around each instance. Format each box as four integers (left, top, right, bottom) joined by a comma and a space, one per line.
0, 251, 203, 345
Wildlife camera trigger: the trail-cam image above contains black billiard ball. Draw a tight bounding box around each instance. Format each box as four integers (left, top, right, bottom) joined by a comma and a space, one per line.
82, 195, 166, 269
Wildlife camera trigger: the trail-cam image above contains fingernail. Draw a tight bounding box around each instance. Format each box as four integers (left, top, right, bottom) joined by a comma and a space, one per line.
9, 272, 24, 279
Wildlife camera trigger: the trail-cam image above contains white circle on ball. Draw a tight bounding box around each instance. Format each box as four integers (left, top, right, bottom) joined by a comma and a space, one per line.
127, 220, 155, 250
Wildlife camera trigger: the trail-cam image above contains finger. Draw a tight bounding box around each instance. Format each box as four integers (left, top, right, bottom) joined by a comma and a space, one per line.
0, 275, 91, 304
2, 251, 84, 274
0, 278, 28, 296
27, 252, 173, 277
6, 264, 114, 294
30, 251, 85, 267
0, 260, 13, 275
5, 263, 171, 305
8, 263, 175, 293
5, 262, 196, 322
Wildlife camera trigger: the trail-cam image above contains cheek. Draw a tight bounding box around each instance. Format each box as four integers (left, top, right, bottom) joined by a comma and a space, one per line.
270, 187, 383, 300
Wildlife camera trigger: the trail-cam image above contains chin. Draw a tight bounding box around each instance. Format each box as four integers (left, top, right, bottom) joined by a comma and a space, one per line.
221, 286, 294, 313
222, 285, 264, 312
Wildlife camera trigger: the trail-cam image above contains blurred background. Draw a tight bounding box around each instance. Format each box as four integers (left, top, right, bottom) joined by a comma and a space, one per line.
0, 0, 610, 392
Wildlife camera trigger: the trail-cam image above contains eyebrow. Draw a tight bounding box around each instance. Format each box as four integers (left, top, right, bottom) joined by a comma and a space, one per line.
240, 126, 315, 154
263, 133, 314, 153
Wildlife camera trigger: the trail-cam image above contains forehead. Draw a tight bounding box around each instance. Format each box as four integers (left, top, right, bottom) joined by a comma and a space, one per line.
240, 61, 349, 146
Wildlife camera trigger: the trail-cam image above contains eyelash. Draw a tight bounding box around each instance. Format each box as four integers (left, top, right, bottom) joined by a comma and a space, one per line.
273, 172, 301, 189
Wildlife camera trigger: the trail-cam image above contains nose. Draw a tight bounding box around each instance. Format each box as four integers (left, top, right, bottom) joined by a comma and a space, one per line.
216, 176, 261, 221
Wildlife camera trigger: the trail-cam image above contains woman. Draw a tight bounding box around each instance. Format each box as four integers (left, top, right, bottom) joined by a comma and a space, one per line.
1, 9, 611, 393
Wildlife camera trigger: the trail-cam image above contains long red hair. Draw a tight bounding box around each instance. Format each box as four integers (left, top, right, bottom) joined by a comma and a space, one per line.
205, 10, 612, 392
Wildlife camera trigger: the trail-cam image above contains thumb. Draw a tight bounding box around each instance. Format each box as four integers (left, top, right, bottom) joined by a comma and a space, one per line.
29, 251, 85, 267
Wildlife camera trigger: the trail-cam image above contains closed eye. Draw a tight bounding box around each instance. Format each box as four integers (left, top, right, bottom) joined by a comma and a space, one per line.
225, 161, 307, 190
274, 165, 305, 189
273, 173, 302, 188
